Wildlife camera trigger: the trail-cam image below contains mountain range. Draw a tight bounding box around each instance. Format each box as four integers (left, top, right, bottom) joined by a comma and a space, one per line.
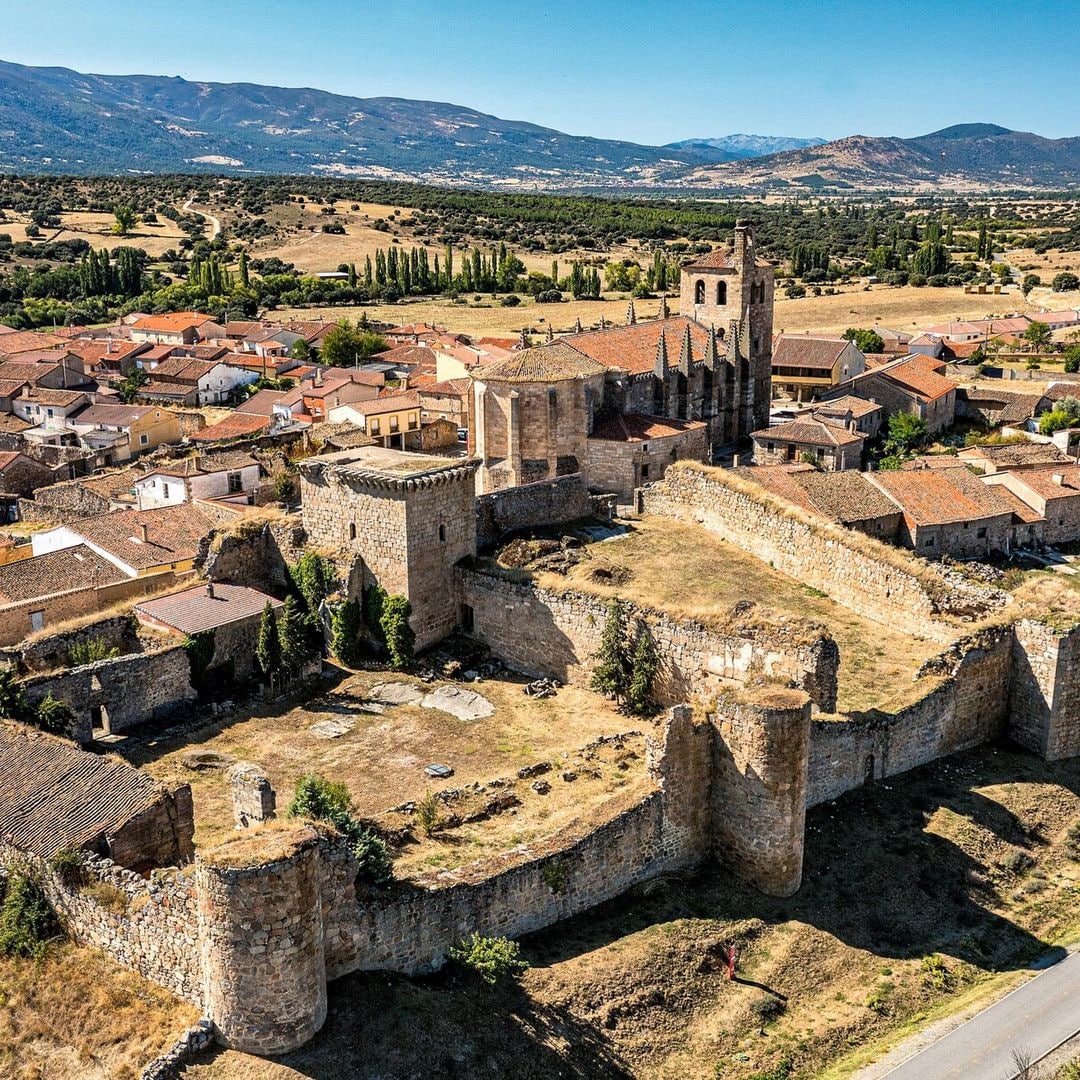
0, 60, 1077, 192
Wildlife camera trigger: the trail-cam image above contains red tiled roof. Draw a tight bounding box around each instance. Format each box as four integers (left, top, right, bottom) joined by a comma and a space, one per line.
869, 470, 1006, 526
683, 247, 772, 270
190, 413, 272, 442
475, 342, 607, 383
589, 413, 706, 442
131, 311, 214, 333
772, 334, 850, 369
0, 331, 68, 356
0, 544, 126, 603
72, 504, 213, 570
753, 417, 864, 448
565, 317, 713, 376
135, 582, 281, 634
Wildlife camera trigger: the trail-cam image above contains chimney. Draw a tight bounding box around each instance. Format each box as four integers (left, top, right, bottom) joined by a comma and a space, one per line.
139, 523, 149, 543
315, 366, 324, 388
206, 581, 215, 599
1053, 473, 1065, 486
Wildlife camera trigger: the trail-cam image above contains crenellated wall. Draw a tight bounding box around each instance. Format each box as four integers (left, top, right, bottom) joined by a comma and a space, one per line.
459, 566, 839, 711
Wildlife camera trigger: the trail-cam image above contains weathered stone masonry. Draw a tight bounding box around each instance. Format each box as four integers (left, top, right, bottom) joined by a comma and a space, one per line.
459, 566, 839, 711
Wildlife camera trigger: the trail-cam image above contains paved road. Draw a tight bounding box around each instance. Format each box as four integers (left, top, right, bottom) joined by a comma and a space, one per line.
881, 951, 1080, 1080
181, 195, 222, 238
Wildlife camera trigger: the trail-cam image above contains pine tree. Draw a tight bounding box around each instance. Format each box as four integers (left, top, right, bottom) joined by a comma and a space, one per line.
626, 625, 660, 716
255, 602, 281, 678
590, 599, 632, 701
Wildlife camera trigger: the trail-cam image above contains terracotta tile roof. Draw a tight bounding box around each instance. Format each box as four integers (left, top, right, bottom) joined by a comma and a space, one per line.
0, 415, 32, 434
1006, 465, 1080, 501
564, 317, 712, 376
236, 389, 286, 415
0, 723, 177, 859
683, 247, 772, 270
959, 442, 1070, 467
145, 357, 217, 382
589, 413, 706, 442
20, 387, 88, 407
868, 354, 955, 402
131, 311, 214, 333
868, 470, 1007, 526
140, 382, 200, 400
793, 471, 902, 524
475, 342, 607, 384
72, 340, 148, 366
753, 417, 864, 448
73, 504, 213, 571
149, 450, 257, 478
901, 455, 971, 471
959, 390, 1042, 425
772, 334, 850, 369
0, 325, 16, 335
990, 485, 1045, 523
71, 403, 165, 427
135, 582, 281, 635
0, 544, 126, 603
0, 378, 30, 399
301, 367, 384, 387
421, 378, 471, 397
376, 344, 436, 367
1042, 382, 1080, 404
0, 362, 62, 386
0, 331, 68, 356
190, 413, 272, 442
730, 465, 819, 514
810, 395, 882, 419
339, 392, 419, 416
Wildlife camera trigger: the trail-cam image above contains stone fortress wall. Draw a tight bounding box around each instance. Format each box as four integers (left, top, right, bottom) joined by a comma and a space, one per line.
639, 462, 1005, 641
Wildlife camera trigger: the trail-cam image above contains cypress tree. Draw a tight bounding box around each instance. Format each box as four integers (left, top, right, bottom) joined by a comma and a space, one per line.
590, 599, 632, 702
256, 602, 282, 678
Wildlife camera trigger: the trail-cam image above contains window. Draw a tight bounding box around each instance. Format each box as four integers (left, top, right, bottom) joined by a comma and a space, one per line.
349, 523, 357, 540
924, 536, 936, 547
139, 433, 149, 445
371, 419, 380, 435
390, 415, 399, 432
694, 279, 706, 305
46, 408, 54, 418
227, 471, 243, 493
641, 464, 650, 480
30, 610, 44, 632
408, 414, 418, 430
439, 524, 447, 543
977, 527, 988, 539
716, 281, 727, 305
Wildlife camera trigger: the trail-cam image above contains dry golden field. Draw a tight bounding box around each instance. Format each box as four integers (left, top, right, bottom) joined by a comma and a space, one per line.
2, 210, 191, 257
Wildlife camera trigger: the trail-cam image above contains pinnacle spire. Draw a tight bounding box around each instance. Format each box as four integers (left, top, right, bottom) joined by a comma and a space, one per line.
654, 326, 668, 379
678, 323, 693, 376
627, 299, 636, 326
659, 294, 669, 320
574, 316, 582, 334
545, 323, 554, 342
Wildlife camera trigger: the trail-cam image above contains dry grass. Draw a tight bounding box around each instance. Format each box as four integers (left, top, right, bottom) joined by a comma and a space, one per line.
179, 744, 1080, 1080
534, 515, 944, 713
0, 942, 197, 1080
124, 669, 633, 852
2, 211, 189, 258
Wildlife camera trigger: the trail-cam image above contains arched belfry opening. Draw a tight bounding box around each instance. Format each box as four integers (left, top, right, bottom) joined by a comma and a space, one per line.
694, 279, 705, 305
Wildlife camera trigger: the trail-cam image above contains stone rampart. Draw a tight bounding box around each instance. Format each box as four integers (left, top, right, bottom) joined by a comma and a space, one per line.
807, 625, 1014, 806
639, 463, 1003, 641
460, 566, 839, 710
1010, 620, 1080, 761
20, 645, 196, 743
475, 472, 592, 549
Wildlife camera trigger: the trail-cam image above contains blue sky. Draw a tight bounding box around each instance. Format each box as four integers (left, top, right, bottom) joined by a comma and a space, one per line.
3, 0, 1077, 143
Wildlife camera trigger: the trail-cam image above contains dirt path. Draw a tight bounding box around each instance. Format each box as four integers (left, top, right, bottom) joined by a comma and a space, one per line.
182, 195, 222, 239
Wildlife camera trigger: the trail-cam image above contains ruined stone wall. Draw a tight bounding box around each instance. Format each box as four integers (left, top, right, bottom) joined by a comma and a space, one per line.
640, 463, 1000, 640
460, 567, 839, 710
1010, 620, 1080, 761
807, 626, 1014, 806
475, 473, 592, 549
20, 645, 196, 743
200, 518, 306, 596
14, 613, 139, 672
586, 426, 708, 502
0, 844, 203, 1004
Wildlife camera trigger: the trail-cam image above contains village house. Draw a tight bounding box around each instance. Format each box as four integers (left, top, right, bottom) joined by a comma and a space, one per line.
0, 354, 87, 390
190, 412, 275, 443
958, 441, 1072, 475
134, 581, 282, 679
326, 393, 421, 448
825, 353, 957, 433
418, 378, 470, 428
129, 312, 225, 346
72, 339, 150, 379
770, 334, 866, 402
66, 403, 182, 462
13, 387, 92, 439
20, 466, 145, 521
136, 356, 257, 407
751, 415, 865, 471
131, 451, 261, 509
0, 451, 57, 520
31, 503, 214, 577
273, 372, 381, 425
982, 465, 1080, 546
804, 395, 884, 440
586, 414, 709, 501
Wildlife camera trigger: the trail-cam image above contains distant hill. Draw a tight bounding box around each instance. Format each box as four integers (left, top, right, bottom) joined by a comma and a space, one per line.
0, 59, 696, 187
681, 124, 1080, 191
0, 60, 1076, 192
664, 134, 826, 162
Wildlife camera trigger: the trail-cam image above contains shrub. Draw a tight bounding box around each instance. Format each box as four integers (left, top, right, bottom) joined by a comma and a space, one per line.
499, 294, 521, 307
784, 284, 806, 299
0, 872, 58, 958
541, 861, 567, 894
270, 472, 296, 503
331, 599, 365, 667
182, 628, 216, 690
289, 552, 335, 617
415, 791, 441, 837
287, 773, 392, 885
36, 693, 75, 734
68, 637, 120, 666
535, 289, 562, 303
1052, 271, 1080, 293
920, 952, 954, 993
449, 932, 529, 986
842, 328, 885, 354
83, 881, 128, 913
50, 847, 85, 889
380, 594, 415, 669
749, 995, 786, 1026
0, 667, 30, 722
1000, 847, 1035, 875
363, 583, 388, 643
1065, 820, 1080, 860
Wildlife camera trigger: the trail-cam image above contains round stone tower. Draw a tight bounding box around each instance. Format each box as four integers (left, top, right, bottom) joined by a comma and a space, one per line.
197, 826, 327, 1053
710, 687, 810, 897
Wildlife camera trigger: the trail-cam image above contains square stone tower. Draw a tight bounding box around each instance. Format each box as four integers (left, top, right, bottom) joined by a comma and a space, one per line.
680, 221, 775, 429
299, 447, 479, 649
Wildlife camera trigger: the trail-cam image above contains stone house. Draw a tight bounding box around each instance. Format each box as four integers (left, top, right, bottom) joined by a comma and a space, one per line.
72, 339, 150, 379
751, 416, 865, 471
0, 450, 56, 499
136, 357, 257, 407
298, 447, 479, 650
804, 395, 883, 440
273, 372, 382, 425
418, 378, 470, 427
770, 335, 866, 402
12, 386, 91, 434
135, 581, 282, 679
982, 465, 1080, 546
866, 469, 1013, 558
587, 414, 708, 501
957, 441, 1071, 475
825, 354, 957, 434
130, 312, 224, 346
